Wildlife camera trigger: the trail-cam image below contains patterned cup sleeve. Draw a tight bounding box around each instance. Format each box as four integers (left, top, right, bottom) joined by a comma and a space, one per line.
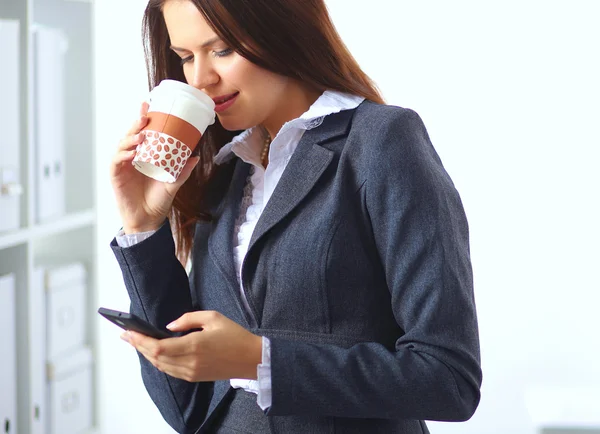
132, 130, 194, 183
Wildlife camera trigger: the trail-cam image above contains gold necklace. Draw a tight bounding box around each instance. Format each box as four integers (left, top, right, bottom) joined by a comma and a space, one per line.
261, 134, 272, 167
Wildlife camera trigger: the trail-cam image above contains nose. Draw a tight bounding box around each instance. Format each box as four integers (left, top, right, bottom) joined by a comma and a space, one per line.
189, 57, 219, 92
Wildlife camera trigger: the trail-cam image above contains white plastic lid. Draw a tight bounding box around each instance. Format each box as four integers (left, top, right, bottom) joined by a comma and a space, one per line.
149, 80, 216, 133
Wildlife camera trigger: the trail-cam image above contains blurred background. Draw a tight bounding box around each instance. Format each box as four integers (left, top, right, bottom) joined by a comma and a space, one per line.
1, 0, 598, 433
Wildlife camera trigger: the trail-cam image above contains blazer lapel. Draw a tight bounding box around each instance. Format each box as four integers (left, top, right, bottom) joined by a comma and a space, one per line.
207, 159, 255, 327
248, 109, 354, 252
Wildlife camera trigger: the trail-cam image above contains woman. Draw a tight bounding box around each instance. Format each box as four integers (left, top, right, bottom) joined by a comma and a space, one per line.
111, 0, 482, 432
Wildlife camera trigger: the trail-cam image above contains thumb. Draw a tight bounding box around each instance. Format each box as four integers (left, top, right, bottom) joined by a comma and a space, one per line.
167, 310, 212, 332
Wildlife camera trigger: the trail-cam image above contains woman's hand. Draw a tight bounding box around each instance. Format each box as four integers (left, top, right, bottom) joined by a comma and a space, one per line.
121, 311, 263, 382
110, 102, 200, 234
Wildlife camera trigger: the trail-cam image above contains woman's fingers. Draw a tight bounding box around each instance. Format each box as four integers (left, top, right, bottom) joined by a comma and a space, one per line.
125, 331, 205, 382
110, 149, 137, 177
146, 352, 198, 382
117, 132, 145, 152
112, 149, 137, 166
167, 310, 219, 332
121, 314, 260, 382
126, 115, 149, 137
128, 331, 193, 358
123, 334, 182, 373
140, 101, 150, 117
128, 102, 150, 136
115, 103, 150, 173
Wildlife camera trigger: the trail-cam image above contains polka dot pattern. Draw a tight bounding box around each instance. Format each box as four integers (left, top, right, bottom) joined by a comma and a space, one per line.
133, 130, 193, 182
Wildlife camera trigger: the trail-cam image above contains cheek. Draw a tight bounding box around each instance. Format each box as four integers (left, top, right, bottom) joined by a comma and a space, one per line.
221, 57, 254, 86
241, 72, 288, 105
255, 76, 289, 111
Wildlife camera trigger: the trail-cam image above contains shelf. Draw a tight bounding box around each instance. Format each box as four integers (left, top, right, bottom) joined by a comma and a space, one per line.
0, 209, 96, 250
0, 227, 29, 250
31, 208, 96, 239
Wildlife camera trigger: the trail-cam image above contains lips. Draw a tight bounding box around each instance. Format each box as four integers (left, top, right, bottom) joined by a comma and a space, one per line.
212, 92, 238, 105
212, 92, 239, 113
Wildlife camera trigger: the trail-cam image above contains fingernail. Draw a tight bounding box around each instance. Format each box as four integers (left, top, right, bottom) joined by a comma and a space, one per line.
120, 332, 131, 343
166, 321, 177, 330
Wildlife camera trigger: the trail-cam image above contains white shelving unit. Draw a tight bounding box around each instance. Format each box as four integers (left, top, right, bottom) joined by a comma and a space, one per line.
0, 0, 96, 432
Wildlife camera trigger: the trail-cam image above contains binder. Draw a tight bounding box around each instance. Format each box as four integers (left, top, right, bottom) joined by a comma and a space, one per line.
47, 346, 93, 434
30, 268, 47, 434
43, 262, 87, 360
45, 262, 86, 289
32, 25, 68, 223
0, 273, 17, 434
0, 20, 22, 233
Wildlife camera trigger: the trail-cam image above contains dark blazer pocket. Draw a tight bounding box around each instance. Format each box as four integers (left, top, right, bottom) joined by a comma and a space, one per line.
255, 329, 368, 349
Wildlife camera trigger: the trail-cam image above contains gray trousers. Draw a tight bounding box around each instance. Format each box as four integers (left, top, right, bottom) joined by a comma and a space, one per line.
210, 389, 271, 434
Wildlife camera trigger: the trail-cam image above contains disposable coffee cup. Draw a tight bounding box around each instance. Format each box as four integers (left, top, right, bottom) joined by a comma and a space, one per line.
133, 79, 216, 183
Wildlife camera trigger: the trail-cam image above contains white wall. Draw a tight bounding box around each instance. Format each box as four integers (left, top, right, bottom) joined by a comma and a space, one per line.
324, 1, 600, 433
93, 0, 176, 432
94, 1, 600, 433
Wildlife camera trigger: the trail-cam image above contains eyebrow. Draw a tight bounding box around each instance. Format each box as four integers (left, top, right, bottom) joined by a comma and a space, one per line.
170, 36, 221, 52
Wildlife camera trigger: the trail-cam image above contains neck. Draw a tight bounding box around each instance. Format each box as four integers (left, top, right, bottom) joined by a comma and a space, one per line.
261, 82, 322, 139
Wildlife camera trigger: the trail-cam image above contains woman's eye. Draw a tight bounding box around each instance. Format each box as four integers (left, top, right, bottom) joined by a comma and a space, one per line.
213, 48, 233, 58
180, 55, 194, 66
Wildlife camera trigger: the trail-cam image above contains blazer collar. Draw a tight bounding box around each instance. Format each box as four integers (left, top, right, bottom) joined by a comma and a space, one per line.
213, 91, 364, 166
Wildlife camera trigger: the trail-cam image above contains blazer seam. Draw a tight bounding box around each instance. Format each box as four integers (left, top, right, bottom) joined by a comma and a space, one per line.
323, 179, 368, 334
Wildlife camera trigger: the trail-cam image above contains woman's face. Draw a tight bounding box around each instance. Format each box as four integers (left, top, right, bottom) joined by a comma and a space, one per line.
162, 0, 299, 134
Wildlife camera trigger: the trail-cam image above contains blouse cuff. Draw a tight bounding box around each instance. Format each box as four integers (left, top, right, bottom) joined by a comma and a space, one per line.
115, 228, 156, 247
256, 337, 272, 410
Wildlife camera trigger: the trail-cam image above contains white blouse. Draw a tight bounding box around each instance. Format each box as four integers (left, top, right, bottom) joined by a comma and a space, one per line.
117, 90, 364, 410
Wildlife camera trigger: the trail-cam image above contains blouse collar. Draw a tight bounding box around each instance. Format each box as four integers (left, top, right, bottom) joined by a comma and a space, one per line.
213, 90, 364, 165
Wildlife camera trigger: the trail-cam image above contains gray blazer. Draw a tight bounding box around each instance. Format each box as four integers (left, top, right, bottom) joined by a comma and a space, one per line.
112, 101, 482, 433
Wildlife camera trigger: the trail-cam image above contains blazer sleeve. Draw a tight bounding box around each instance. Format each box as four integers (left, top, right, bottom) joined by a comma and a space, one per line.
111, 220, 212, 434
267, 108, 482, 421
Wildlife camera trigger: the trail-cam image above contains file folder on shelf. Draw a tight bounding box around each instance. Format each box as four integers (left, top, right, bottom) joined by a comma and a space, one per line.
0, 20, 22, 233
44, 262, 88, 360
47, 346, 93, 434
0, 273, 17, 434
32, 25, 68, 223
44, 262, 87, 361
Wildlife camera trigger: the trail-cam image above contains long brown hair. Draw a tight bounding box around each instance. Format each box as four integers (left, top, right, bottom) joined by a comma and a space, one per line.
142, 0, 384, 263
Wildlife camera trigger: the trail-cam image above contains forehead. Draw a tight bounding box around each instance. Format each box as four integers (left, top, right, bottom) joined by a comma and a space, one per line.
162, 0, 216, 46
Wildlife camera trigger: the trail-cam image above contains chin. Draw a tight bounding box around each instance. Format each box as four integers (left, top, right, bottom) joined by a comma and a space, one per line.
217, 114, 255, 133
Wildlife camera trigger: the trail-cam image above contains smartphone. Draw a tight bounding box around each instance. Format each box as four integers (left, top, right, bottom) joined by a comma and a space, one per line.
98, 307, 173, 339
